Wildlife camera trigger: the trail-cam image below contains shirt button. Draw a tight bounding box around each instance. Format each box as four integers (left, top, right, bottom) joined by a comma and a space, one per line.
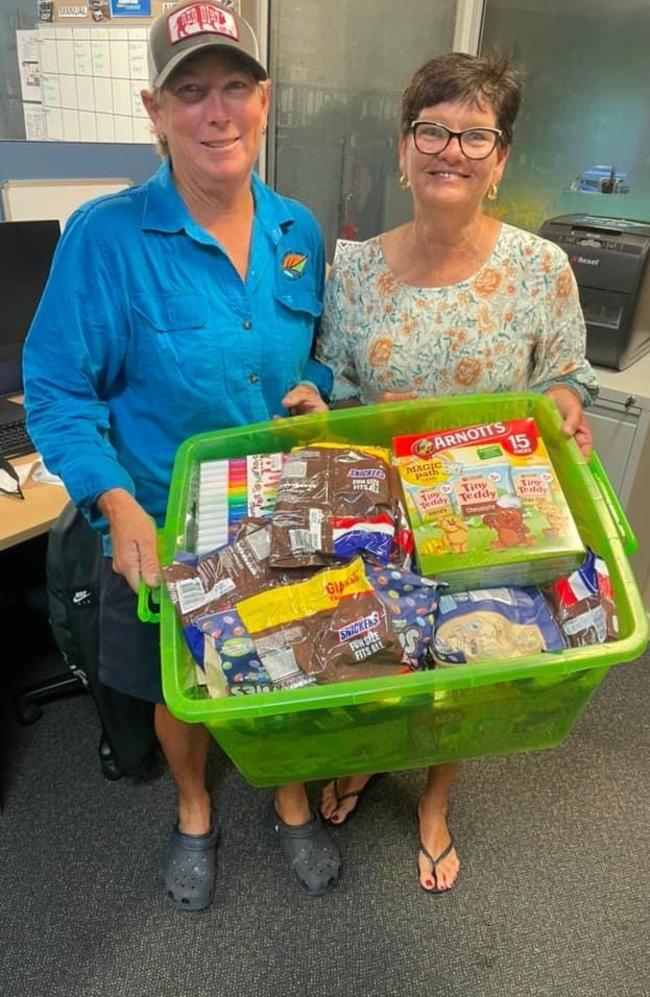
249, 373, 259, 384
242, 320, 252, 330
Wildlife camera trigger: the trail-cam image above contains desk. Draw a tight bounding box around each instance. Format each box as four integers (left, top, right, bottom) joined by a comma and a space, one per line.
0, 452, 69, 551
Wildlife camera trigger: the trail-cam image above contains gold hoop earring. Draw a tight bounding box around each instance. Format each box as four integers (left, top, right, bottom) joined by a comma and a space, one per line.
487, 183, 498, 201
399, 174, 410, 190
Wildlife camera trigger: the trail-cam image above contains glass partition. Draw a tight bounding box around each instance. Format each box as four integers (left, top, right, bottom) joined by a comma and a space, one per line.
269, 0, 459, 259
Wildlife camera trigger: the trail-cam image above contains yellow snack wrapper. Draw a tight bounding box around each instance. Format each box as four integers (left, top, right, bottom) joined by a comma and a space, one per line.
237, 557, 373, 633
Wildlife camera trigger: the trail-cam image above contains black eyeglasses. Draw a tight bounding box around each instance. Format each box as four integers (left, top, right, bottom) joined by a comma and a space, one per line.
410, 120, 502, 160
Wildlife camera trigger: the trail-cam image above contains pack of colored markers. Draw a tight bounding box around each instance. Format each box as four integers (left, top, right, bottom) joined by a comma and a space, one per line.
195, 453, 287, 554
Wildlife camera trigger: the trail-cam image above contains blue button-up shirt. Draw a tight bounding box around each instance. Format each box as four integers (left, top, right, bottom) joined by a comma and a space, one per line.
23, 161, 332, 545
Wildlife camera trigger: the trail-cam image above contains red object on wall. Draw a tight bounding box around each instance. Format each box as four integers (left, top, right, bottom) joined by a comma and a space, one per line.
339, 222, 359, 241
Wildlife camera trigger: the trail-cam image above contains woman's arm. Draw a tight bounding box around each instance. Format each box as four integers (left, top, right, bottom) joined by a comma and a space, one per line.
23, 209, 160, 587
544, 383, 593, 458
296, 233, 332, 407
530, 252, 598, 457
530, 253, 598, 404
97, 488, 161, 591
23, 209, 135, 514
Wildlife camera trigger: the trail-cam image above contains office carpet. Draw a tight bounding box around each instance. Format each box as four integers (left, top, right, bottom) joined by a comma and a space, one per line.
1, 646, 649, 997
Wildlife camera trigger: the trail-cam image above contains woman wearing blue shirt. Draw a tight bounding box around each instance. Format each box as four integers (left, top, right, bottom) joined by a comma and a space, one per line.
23, 0, 338, 910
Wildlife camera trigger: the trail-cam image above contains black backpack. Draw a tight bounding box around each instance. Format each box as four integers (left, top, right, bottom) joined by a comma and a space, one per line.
45, 502, 160, 779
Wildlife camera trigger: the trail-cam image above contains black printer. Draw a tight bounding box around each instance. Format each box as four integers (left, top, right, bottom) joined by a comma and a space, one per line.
539, 214, 650, 370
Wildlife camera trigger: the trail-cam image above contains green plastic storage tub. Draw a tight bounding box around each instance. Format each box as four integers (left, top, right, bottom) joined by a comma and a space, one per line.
155, 393, 648, 786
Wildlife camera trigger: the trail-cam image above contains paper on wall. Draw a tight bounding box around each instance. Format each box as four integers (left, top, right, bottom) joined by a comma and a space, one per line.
17, 30, 42, 103
23, 103, 47, 141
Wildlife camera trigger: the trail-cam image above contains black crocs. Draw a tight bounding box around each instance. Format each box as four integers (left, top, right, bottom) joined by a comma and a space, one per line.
272, 807, 341, 897
163, 824, 218, 911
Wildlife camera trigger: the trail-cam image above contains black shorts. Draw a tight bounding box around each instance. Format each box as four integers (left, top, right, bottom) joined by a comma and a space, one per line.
99, 558, 163, 704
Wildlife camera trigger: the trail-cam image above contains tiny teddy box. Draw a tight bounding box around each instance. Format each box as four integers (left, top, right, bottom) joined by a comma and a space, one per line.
392, 417, 585, 590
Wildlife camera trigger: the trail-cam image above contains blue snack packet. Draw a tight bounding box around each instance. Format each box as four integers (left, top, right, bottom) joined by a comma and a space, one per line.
191, 609, 274, 695
364, 563, 439, 669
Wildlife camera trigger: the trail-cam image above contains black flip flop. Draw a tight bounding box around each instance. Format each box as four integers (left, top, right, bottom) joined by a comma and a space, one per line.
417, 837, 456, 895
416, 801, 457, 895
320, 772, 383, 827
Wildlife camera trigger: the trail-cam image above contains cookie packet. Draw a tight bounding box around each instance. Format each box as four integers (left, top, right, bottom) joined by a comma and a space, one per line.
432, 585, 566, 665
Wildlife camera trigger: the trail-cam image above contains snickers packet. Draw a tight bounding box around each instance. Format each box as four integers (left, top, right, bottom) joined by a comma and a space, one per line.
269, 444, 397, 568
541, 549, 619, 647
163, 519, 281, 628
236, 558, 408, 685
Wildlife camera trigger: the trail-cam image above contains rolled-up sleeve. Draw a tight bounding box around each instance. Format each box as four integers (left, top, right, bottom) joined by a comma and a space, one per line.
530, 254, 599, 407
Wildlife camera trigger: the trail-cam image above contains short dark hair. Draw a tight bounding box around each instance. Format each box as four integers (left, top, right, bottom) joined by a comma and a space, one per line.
400, 52, 523, 147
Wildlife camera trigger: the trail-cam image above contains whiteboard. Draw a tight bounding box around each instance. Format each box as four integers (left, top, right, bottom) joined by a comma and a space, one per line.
1, 178, 133, 228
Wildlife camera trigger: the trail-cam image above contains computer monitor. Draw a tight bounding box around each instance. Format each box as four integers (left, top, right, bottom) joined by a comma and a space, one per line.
0, 219, 61, 398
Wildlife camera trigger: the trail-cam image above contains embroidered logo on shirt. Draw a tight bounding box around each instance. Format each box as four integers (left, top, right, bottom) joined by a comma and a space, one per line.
281, 252, 308, 280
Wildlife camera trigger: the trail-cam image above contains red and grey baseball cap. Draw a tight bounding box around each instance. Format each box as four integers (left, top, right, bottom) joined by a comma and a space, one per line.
148, 1, 268, 89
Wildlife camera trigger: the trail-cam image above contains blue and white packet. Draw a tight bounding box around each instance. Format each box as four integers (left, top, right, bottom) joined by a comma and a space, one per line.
364, 563, 440, 668
190, 609, 274, 695
433, 586, 566, 665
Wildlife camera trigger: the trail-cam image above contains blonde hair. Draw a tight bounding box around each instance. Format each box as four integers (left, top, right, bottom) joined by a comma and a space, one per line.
147, 86, 168, 158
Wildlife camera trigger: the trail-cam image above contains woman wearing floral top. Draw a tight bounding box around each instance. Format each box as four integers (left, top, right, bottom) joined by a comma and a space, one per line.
316, 52, 598, 893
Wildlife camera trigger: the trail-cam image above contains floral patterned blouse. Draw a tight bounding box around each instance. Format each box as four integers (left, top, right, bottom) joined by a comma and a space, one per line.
317, 224, 598, 406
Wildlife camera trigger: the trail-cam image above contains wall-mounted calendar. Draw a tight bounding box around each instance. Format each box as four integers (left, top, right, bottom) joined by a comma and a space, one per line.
37, 22, 153, 142
32, 1, 175, 143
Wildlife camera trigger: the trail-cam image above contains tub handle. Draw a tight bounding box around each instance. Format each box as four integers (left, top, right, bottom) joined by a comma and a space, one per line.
588, 450, 638, 555
137, 581, 161, 623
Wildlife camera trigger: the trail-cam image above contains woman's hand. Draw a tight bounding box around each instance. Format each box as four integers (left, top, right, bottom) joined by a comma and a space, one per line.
97, 488, 161, 593
544, 385, 593, 458
281, 384, 328, 415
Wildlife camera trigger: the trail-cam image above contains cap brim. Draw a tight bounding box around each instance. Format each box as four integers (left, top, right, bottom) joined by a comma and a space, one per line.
152, 39, 268, 90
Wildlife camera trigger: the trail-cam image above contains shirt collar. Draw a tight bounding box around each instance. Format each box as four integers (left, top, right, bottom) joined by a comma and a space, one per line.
250, 173, 295, 244
142, 160, 295, 243
142, 159, 190, 233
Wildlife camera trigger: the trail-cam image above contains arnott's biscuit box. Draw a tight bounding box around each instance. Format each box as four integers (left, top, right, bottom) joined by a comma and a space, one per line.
393, 418, 585, 589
